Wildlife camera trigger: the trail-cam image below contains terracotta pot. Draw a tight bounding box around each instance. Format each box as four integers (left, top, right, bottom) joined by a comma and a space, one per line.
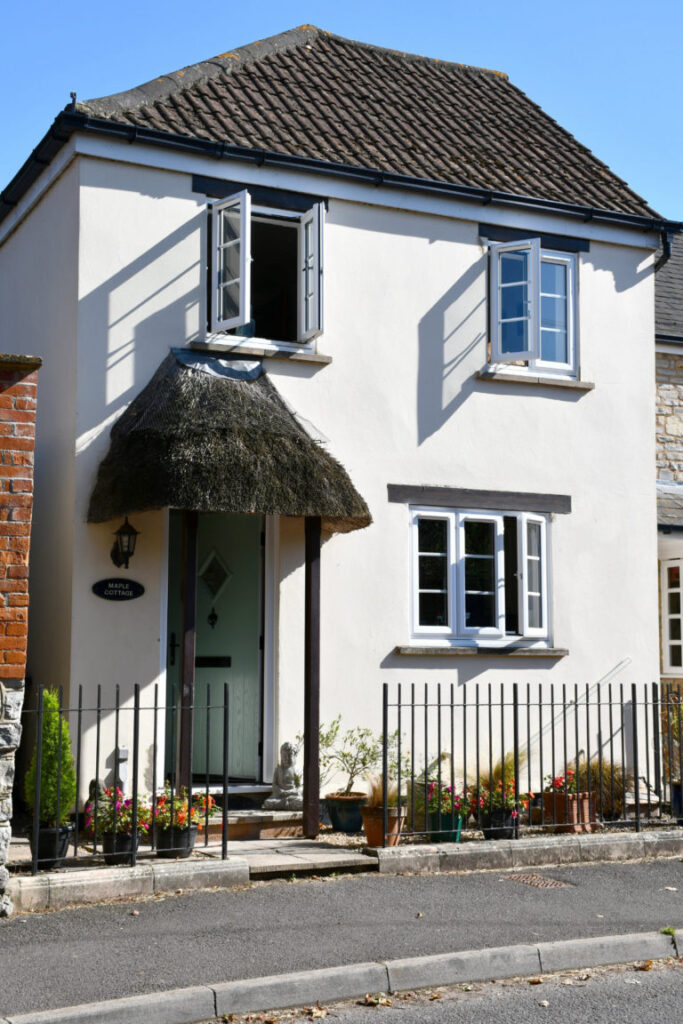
543, 791, 593, 833
361, 805, 406, 847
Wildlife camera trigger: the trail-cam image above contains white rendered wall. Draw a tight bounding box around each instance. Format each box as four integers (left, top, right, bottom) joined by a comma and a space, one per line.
0, 163, 80, 693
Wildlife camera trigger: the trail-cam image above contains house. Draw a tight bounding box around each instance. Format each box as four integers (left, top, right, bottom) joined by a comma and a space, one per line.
0, 26, 676, 835
655, 237, 683, 682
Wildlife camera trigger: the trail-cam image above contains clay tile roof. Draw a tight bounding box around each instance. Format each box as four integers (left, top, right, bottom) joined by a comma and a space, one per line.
656, 235, 683, 339
78, 25, 658, 219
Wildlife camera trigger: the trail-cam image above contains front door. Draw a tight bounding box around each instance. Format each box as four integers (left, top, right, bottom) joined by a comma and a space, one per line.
166, 511, 264, 781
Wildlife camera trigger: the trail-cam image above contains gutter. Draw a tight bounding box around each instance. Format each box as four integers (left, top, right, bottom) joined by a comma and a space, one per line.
2, 109, 682, 238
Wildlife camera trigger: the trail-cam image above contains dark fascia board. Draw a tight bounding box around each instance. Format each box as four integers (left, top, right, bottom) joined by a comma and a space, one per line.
479, 222, 590, 253
388, 484, 571, 515
2, 110, 683, 238
193, 174, 326, 212
656, 333, 683, 345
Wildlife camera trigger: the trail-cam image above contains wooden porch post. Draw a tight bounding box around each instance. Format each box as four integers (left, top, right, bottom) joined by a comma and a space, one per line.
303, 516, 321, 838
178, 509, 198, 790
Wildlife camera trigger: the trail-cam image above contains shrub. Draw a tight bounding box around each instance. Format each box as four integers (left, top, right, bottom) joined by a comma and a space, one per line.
24, 688, 77, 827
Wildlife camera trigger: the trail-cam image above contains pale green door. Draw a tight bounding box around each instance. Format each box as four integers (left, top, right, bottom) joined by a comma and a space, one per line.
166, 511, 263, 781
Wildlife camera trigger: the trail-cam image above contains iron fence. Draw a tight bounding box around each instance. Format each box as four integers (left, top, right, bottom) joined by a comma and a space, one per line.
20, 682, 231, 874
380, 682, 683, 847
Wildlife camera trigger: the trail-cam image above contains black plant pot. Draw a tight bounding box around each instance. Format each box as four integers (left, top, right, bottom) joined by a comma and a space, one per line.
479, 809, 515, 840
101, 832, 139, 865
672, 782, 683, 825
155, 824, 198, 859
325, 793, 367, 834
28, 824, 73, 870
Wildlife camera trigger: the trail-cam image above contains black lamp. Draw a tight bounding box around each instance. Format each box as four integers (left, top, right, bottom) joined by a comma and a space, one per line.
110, 517, 140, 569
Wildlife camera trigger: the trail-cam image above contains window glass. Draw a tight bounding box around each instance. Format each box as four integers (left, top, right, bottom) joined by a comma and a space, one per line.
217, 207, 242, 322
663, 560, 683, 673
417, 518, 448, 627
540, 260, 568, 363
463, 520, 496, 628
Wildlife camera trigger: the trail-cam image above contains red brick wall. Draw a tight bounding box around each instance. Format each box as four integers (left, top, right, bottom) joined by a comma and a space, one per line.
0, 356, 40, 915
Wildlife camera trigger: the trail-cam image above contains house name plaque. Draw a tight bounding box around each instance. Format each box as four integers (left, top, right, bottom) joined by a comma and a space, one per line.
92, 578, 145, 601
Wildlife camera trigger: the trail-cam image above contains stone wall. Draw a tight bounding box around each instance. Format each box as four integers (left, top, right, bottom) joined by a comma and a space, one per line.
0, 355, 40, 917
656, 351, 683, 482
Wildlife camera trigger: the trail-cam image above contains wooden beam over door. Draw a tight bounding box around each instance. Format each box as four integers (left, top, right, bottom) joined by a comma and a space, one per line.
178, 509, 198, 790
303, 516, 321, 838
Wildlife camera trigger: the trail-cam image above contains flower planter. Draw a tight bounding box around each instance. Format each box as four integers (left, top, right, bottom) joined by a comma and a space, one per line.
479, 809, 515, 840
427, 811, 464, 843
542, 791, 593, 833
325, 792, 367, 834
361, 805, 406, 848
28, 824, 73, 870
155, 823, 199, 858
101, 832, 139, 865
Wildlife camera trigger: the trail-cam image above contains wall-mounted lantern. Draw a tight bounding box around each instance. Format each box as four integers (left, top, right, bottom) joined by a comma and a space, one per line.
110, 517, 140, 569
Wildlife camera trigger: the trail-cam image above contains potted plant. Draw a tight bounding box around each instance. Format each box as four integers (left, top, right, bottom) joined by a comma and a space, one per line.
85, 786, 151, 864
361, 775, 406, 847
319, 718, 382, 833
543, 765, 592, 833
153, 785, 211, 858
24, 688, 77, 870
426, 781, 468, 843
471, 751, 529, 840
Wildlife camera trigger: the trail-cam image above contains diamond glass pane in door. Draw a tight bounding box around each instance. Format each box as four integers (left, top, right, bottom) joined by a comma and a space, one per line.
464, 520, 496, 628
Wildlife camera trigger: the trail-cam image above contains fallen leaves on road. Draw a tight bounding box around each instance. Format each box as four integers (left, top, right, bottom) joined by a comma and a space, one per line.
362, 993, 392, 1007
528, 978, 543, 985
303, 1003, 326, 1019
636, 961, 653, 971
538, 999, 550, 1007
428, 992, 443, 1001
664, 886, 678, 892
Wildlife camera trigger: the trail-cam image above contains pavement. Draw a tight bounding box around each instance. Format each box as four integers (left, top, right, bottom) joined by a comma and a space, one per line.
1, 859, 682, 1022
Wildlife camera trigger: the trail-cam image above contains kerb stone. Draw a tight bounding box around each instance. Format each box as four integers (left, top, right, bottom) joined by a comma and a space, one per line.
213, 963, 389, 1016
386, 943, 541, 991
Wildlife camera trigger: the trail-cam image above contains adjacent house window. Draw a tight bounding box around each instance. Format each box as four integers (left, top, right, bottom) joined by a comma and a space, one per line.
412, 507, 549, 643
489, 239, 577, 376
661, 559, 683, 674
210, 190, 324, 345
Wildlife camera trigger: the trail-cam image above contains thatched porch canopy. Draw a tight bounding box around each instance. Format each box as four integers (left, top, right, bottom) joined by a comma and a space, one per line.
88, 350, 371, 533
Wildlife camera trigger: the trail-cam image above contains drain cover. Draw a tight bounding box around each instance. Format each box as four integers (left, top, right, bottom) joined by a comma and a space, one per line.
504, 873, 568, 888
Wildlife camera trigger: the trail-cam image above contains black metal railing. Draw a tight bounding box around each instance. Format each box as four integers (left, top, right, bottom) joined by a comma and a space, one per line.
380, 682, 683, 847
21, 682, 231, 873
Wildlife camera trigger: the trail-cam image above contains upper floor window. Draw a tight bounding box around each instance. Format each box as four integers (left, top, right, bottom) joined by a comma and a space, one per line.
489, 238, 577, 377
412, 506, 549, 644
211, 190, 324, 345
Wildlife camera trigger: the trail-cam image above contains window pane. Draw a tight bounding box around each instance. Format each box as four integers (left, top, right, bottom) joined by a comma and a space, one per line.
500, 251, 528, 284
670, 644, 682, 668
541, 261, 566, 295
528, 594, 542, 629
527, 521, 541, 558
527, 557, 541, 593
465, 521, 495, 556
670, 619, 682, 641
501, 319, 528, 354
420, 592, 447, 627
465, 558, 495, 592
219, 206, 240, 246
503, 516, 519, 635
419, 555, 447, 590
465, 593, 495, 628
668, 566, 680, 589
669, 592, 681, 616
541, 329, 567, 364
541, 296, 566, 329
501, 284, 527, 320
418, 519, 447, 553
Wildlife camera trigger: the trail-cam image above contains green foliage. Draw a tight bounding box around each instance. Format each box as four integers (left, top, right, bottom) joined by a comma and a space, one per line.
660, 926, 676, 936
297, 717, 410, 795
24, 688, 77, 827
479, 749, 527, 791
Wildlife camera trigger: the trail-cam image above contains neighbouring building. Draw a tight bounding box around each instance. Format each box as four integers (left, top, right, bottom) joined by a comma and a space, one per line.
0, 26, 678, 831
0, 356, 40, 915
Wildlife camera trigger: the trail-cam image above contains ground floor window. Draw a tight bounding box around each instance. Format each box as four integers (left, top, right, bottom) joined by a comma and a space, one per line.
411, 507, 549, 643
661, 558, 683, 673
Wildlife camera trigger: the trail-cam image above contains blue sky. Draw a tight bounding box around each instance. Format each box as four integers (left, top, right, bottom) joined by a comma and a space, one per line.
2, 1, 681, 218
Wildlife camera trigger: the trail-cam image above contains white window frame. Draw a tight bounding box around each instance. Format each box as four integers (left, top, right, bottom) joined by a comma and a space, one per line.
210, 192, 324, 346
488, 238, 578, 378
661, 558, 683, 675
410, 506, 550, 646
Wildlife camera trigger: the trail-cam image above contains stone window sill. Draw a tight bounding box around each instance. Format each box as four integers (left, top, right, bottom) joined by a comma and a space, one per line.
476, 370, 594, 392
191, 340, 331, 365
394, 645, 569, 658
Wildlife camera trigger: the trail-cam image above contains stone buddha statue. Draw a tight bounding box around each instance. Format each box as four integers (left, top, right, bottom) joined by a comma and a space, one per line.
263, 741, 303, 810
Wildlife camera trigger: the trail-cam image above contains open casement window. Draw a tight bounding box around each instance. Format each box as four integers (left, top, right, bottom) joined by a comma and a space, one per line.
489, 239, 577, 376
210, 192, 324, 344
661, 559, 683, 674
411, 508, 550, 644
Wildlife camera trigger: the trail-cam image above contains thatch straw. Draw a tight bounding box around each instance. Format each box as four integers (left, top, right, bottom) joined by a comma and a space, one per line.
88, 352, 371, 533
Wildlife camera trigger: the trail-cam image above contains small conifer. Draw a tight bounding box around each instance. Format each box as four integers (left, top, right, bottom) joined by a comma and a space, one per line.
25, 688, 77, 826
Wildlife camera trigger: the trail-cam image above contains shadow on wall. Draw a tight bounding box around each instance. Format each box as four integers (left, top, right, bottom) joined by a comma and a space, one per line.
417, 253, 486, 446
